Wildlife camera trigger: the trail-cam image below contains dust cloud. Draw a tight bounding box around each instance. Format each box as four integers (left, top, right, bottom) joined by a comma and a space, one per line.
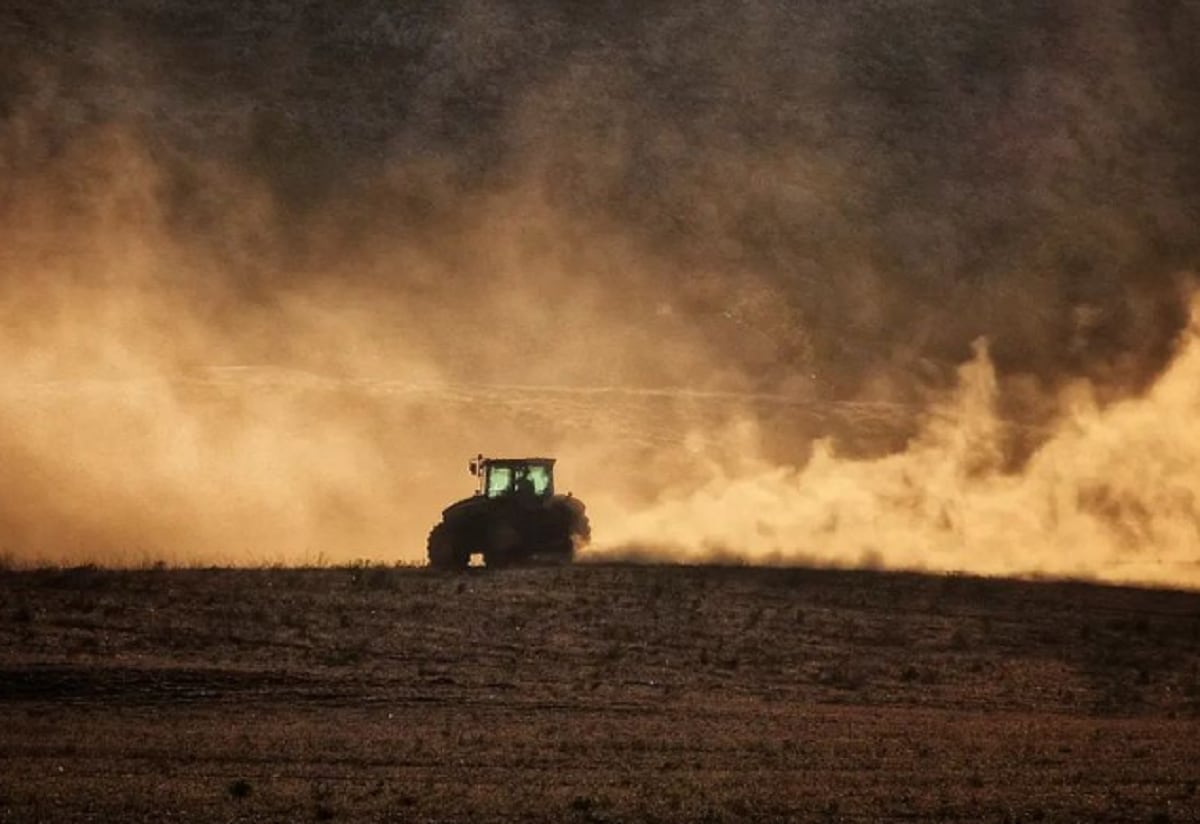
1, 2, 1198, 587
588, 319, 1200, 589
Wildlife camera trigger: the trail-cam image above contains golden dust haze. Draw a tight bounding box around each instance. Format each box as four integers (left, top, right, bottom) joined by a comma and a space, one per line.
596, 329, 1200, 589
1, 1, 1198, 587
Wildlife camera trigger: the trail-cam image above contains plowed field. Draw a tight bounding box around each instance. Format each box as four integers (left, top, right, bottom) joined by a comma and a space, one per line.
1, 564, 1197, 822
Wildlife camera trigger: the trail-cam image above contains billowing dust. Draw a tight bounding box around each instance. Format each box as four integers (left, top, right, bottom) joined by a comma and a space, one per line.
1, 2, 1198, 588
590, 329, 1200, 588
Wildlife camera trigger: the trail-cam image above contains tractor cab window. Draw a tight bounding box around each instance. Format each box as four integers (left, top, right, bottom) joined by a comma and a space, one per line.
484, 463, 553, 498
525, 464, 552, 496
485, 466, 513, 497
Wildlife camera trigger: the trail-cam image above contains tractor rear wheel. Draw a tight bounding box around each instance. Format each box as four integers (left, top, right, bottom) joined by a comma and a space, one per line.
427, 522, 469, 571
573, 513, 591, 545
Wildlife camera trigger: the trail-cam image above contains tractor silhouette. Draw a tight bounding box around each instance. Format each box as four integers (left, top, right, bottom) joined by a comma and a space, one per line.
427, 455, 589, 570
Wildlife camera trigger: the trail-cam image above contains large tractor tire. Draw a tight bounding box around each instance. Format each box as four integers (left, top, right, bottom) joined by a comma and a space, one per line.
427, 522, 469, 571
557, 512, 590, 563
572, 512, 592, 546
533, 508, 588, 565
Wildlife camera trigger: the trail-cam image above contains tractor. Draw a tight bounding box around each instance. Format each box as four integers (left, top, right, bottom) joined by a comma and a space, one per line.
426, 455, 589, 570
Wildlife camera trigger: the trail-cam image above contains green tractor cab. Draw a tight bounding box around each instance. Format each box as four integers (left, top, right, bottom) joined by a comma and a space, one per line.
472, 457, 556, 498
427, 455, 590, 570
